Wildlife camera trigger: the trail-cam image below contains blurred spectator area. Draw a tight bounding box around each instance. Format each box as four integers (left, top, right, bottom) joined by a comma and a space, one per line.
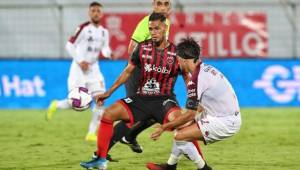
0, 0, 299, 59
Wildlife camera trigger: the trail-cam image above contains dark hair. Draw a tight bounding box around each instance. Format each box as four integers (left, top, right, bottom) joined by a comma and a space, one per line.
176, 37, 201, 62
89, 1, 102, 8
149, 12, 166, 23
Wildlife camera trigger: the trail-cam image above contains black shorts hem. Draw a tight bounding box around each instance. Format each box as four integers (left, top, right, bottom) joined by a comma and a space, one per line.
117, 100, 134, 128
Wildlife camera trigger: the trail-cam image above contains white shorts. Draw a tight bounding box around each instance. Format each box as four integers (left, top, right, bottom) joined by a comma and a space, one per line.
68, 61, 106, 97
196, 112, 241, 144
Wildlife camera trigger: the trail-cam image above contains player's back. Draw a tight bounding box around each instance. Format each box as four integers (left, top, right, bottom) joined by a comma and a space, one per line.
197, 63, 240, 117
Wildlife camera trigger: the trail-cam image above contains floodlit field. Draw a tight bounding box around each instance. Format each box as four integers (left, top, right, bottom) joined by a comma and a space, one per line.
0, 108, 299, 170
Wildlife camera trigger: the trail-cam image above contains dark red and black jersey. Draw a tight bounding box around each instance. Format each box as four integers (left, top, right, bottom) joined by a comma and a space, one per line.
130, 39, 180, 96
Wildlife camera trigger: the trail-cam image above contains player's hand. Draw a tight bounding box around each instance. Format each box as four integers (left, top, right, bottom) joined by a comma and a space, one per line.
79, 61, 89, 72
150, 125, 164, 141
111, 52, 118, 60
96, 91, 111, 105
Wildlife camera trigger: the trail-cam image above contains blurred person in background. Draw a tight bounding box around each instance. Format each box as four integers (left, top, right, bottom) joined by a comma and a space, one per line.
46, 1, 114, 142
147, 38, 241, 170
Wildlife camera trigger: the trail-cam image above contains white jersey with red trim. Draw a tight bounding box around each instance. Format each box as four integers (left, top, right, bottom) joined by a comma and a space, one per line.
189, 63, 240, 117
65, 21, 111, 95
67, 21, 111, 64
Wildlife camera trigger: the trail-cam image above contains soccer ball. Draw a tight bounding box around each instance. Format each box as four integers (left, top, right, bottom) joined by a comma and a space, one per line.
67, 87, 92, 111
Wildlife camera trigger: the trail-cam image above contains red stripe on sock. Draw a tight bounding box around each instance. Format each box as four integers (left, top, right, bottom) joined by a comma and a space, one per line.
192, 140, 204, 159
97, 118, 114, 158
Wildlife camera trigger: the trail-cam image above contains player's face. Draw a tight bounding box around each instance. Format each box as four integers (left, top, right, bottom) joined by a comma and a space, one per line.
177, 56, 188, 71
149, 20, 167, 45
177, 57, 193, 73
153, 0, 171, 17
89, 5, 103, 24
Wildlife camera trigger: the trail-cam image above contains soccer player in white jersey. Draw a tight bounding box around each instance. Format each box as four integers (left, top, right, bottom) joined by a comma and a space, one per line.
47, 2, 113, 142
147, 38, 241, 170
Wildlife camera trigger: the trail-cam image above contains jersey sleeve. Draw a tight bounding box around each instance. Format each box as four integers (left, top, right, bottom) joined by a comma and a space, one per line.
66, 23, 88, 63
129, 44, 141, 67
66, 26, 85, 63
185, 73, 199, 110
68, 24, 85, 45
197, 72, 210, 96
131, 16, 150, 43
197, 65, 219, 95
101, 29, 112, 58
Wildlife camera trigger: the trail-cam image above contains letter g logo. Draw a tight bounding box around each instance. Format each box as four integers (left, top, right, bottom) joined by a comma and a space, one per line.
253, 65, 300, 103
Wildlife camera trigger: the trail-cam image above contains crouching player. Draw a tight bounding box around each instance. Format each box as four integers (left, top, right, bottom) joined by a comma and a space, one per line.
147, 38, 242, 170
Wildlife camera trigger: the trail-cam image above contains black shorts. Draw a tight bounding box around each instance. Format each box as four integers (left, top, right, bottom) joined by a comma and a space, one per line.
117, 95, 180, 127
124, 66, 141, 97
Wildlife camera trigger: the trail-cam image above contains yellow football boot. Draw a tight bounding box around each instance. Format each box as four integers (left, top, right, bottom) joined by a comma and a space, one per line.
46, 100, 58, 121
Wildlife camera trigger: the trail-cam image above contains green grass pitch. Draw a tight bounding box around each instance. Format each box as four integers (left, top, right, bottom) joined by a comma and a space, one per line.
0, 108, 299, 170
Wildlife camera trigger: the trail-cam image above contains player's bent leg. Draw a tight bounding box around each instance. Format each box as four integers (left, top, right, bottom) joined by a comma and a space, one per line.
168, 110, 205, 158
163, 111, 207, 170
120, 119, 155, 153
147, 141, 181, 169
174, 123, 204, 142
174, 123, 212, 170
124, 118, 155, 142
46, 100, 58, 121
46, 99, 71, 121
56, 99, 71, 109
101, 101, 131, 122
108, 121, 130, 151
80, 102, 130, 170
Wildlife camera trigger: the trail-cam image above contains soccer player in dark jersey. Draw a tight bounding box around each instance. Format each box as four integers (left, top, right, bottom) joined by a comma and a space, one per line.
80, 12, 185, 170
108, 0, 172, 154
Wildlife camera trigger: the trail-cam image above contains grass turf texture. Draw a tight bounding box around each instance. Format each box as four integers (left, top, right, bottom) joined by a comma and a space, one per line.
0, 108, 299, 170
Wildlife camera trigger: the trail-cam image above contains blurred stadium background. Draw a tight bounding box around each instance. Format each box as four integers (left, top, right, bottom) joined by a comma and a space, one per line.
0, 0, 299, 108
0, 0, 299, 170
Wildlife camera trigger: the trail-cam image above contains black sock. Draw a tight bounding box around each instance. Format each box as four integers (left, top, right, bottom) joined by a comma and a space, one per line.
125, 119, 155, 142
108, 121, 130, 151
167, 163, 177, 170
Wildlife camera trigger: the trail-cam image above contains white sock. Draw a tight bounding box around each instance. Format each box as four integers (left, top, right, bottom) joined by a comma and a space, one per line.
167, 141, 182, 165
87, 105, 104, 134
56, 99, 71, 109
176, 141, 205, 169
167, 154, 180, 165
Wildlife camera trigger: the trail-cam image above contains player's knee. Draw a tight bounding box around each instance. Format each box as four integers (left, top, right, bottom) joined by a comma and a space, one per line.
174, 131, 194, 141
174, 131, 185, 141
101, 109, 115, 121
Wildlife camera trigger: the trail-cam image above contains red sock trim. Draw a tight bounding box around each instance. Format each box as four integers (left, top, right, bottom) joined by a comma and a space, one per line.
97, 117, 114, 158
195, 122, 207, 145
192, 140, 204, 159
101, 117, 113, 124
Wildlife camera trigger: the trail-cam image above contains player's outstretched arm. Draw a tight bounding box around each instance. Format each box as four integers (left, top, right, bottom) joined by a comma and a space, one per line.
150, 110, 196, 140
128, 40, 138, 55
96, 63, 136, 102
